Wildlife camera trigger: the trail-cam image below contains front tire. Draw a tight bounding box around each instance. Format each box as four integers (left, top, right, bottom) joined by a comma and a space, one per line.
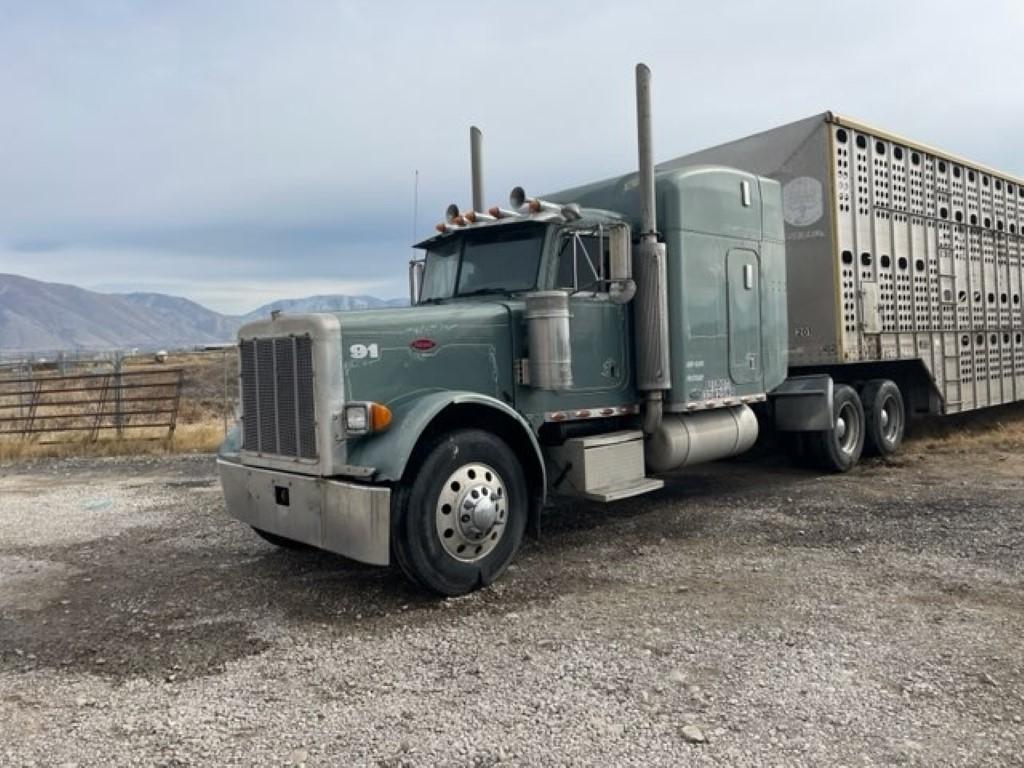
392, 429, 527, 596
805, 383, 865, 472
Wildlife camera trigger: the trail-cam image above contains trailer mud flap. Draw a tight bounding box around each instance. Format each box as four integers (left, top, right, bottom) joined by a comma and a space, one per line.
770, 374, 834, 432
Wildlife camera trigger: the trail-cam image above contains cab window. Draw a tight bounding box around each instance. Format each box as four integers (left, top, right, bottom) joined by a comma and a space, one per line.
556, 230, 611, 292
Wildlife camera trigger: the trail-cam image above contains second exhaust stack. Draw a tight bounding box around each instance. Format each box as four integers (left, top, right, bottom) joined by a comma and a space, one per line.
470, 126, 484, 213
633, 63, 672, 433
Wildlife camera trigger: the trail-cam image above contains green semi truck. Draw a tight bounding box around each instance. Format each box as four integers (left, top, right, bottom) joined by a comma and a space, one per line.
218, 64, 1024, 594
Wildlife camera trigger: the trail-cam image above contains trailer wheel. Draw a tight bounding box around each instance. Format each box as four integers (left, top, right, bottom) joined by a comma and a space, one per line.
860, 379, 905, 457
392, 428, 527, 596
251, 526, 310, 550
805, 384, 864, 472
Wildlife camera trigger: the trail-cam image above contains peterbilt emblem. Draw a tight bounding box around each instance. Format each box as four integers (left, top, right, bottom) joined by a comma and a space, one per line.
410, 338, 437, 351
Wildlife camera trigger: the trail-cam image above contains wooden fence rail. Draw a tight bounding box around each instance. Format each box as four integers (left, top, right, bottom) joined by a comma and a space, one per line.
0, 368, 184, 442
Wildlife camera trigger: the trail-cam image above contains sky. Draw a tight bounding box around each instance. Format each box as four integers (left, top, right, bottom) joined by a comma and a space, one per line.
1, 0, 1022, 314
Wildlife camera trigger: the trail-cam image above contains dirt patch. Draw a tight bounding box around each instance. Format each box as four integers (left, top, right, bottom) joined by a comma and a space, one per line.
1, 434, 1022, 766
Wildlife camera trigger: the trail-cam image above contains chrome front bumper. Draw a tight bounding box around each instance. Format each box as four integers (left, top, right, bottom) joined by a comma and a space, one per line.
217, 456, 391, 566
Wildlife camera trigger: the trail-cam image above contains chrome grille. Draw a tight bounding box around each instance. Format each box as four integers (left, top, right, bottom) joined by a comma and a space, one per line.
239, 335, 317, 459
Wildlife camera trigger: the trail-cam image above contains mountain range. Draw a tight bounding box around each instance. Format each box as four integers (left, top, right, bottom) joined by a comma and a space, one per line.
0, 273, 405, 354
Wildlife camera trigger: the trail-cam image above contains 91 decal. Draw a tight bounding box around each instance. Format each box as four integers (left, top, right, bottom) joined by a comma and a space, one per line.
349, 343, 380, 360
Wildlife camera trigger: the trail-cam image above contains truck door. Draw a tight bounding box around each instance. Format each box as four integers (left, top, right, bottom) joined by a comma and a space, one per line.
566, 297, 627, 391
557, 231, 628, 396
727, 248, 762, 386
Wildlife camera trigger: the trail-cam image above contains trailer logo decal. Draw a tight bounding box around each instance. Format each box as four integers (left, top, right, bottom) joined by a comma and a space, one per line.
782, 176, 823, 227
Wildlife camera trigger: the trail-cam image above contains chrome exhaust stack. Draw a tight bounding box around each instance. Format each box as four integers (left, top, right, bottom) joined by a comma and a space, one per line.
470, 126, 484, 214
633, 62, 672, 435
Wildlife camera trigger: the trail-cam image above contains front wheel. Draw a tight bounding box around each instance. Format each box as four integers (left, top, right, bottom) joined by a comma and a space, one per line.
805, 383, 865, 472
392, 429, 527, 596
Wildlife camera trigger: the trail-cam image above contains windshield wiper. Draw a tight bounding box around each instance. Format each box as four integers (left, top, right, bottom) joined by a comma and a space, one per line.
457, 287, 515, 298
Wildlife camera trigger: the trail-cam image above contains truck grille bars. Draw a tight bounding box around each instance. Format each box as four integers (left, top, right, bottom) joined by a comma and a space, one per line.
240, 336, 317, 459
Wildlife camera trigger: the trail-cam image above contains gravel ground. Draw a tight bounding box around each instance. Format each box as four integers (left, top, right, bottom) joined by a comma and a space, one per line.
1, 438, 1022, 766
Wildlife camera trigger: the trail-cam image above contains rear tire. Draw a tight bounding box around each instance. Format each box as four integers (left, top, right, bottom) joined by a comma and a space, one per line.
805, 383, 865, 472
251, 526, 310, 550
392, 429, 527, 596
860, 379, 905, 457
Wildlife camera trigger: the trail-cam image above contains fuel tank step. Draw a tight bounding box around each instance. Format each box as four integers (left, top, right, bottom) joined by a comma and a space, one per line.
546, 430, 664, 501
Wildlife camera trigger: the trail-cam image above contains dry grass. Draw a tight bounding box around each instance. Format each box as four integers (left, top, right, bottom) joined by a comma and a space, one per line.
909, 400, 1024, 453
6, 346, 1024, 462
0, 422, 227, 463
0, 350, 234, 463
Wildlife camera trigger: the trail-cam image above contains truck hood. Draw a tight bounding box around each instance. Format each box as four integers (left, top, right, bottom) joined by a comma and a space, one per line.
335, 302, 516, 407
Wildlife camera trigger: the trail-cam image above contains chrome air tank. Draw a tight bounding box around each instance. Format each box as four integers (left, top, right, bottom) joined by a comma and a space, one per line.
524, 290, 573, 390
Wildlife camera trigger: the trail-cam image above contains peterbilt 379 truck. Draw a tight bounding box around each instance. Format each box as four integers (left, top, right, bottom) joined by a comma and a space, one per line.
218, 64, 1024, 594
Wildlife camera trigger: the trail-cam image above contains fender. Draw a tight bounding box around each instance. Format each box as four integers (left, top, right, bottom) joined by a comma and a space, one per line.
345, 390, 546, 493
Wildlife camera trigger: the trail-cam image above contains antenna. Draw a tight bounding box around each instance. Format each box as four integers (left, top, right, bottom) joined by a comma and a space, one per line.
412, 169, 420, 246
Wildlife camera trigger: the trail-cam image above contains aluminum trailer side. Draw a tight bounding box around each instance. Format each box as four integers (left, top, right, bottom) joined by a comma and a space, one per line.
668, 112, 1024, 416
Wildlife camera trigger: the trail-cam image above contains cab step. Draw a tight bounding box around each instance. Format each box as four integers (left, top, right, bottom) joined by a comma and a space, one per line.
547, 429, 664, 502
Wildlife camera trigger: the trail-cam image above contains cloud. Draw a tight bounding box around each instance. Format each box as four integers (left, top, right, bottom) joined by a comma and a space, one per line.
1, 0, 1023, 312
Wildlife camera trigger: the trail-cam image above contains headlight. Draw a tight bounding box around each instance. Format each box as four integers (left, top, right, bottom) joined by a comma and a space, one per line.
344, 404, 369, 433
343, 402, 392, 435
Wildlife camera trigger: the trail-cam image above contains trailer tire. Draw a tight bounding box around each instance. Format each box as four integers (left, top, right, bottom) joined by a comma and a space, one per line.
805, 384, 864, 472
251, 527, 310, 550
860, 379, 905, 457
392, 428, 527, 596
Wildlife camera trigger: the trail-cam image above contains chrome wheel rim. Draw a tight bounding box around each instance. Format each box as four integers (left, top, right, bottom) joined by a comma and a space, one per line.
435, 462, 507, 563
836, 401, 860, 455
880, 395, 900, 443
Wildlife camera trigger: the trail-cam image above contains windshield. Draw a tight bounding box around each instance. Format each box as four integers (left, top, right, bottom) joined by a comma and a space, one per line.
419, 227, 545, 302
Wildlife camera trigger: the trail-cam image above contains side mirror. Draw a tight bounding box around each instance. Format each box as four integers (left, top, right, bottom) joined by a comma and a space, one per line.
408, 260, 425, 306
608, 225, 636, 304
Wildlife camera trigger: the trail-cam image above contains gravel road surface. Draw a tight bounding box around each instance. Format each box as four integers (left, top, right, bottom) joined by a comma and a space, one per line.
1, 436, 1022, 766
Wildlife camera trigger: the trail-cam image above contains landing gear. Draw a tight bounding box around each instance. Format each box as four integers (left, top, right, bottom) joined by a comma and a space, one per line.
805, 383, 865, 472
860, 379, 905, 457
392, 429, 527, 596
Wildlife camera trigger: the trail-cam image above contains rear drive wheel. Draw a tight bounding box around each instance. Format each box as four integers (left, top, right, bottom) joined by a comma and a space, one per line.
805, 383, 865, 472
251, 526, 310, 549
392, 429, 527, 596
860, 379, 905, 457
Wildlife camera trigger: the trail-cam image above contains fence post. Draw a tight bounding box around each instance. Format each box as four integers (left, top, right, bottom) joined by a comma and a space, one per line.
169, 369, 184, 440
113, 354, 124, 438
222, 348, 229, 437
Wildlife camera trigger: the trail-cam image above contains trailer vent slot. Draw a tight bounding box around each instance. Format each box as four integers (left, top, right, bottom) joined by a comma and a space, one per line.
239, 336, 317, 459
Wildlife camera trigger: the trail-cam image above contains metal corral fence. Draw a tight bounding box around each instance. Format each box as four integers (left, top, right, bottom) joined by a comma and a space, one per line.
0, 365, 184, 443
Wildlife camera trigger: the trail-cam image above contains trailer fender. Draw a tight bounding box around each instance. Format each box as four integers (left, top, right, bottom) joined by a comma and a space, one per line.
346, 391, 546, 505
770, 374, 834, 431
